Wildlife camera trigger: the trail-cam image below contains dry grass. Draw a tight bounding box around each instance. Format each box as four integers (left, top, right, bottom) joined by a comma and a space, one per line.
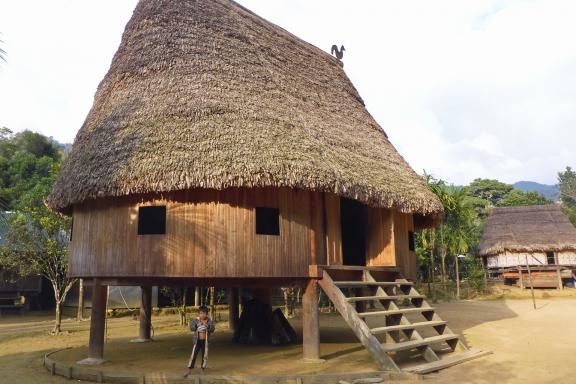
46, 0, 442, 222
480, 205, 576, 255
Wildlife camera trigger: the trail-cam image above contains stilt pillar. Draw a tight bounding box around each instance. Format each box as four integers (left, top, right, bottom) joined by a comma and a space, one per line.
302, 279, 323, 363
135, 286, 152, 342
78, 279, 107, 365
228, 288, 240, 332
77, 278, 85, 321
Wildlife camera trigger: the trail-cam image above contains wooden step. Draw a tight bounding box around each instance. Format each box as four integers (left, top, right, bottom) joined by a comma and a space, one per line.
346, 295, 424, 303
370, 320, 446, 335
403, 349, 492, 374
358, 307, 435, 318
382, 334, 459, 353
334, 281, 413, 287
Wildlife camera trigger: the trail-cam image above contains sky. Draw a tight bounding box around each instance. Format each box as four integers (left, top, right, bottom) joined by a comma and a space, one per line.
0, 0, 575, 186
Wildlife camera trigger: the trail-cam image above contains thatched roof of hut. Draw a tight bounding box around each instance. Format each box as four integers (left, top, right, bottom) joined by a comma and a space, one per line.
479, 205, 576, 256
47, 0, 442, 219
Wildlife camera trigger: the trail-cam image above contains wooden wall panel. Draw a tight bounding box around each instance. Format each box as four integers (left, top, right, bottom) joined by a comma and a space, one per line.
70, 188, 326, 279
324, 193, 342, 265
394, 212, 416, 280
365, 208, 396, 267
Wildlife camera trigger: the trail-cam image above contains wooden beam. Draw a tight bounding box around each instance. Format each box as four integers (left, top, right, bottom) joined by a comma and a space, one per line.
139, 286, 152, 341
404, 349, 493, 374
302, 279, 323, 362
82, 277, 309, 288
228, 288, 240, 332
317, 265, 400, 272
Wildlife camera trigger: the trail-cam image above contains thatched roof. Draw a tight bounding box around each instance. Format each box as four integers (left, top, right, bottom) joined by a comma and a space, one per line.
479, 205, 576, 256
47, 0, 442, 219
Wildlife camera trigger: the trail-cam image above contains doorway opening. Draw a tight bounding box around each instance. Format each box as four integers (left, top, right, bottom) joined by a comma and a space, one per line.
546, 251, 556, 265
340, 197, 367, 266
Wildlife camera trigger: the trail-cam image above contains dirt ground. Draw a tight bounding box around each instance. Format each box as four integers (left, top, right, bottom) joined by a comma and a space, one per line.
1, 295, 576, 383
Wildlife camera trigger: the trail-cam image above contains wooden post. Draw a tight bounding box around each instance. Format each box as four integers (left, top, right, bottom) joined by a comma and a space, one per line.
207, 287, 215, 320
302, 279, 323, 362
555, 254, 564, 290
79, 279, 107, 364
354, 288, 366, 313
518, 267, 524, 289
139, 286, 152, 341
77, 278, 85, 321
525, 256, 536, 310
557, 267, 563, 290
228, 288, 240, 332
194, 287, 201, 307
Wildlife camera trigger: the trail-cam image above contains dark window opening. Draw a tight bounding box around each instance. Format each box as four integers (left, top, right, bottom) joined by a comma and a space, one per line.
546, 251, 555, 265
408, 231, 415, 252
138, 206, 167, 235
256, 207, 280, 236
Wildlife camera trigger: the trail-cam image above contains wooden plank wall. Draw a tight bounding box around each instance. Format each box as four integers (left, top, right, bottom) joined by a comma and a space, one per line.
364, 209, 417, 280
70, 188, 325, 279
365, 208, 395, 267
394, 212, 416, 280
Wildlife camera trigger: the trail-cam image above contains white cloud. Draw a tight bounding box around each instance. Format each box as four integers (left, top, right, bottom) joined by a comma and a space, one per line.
0, 0, 574, 185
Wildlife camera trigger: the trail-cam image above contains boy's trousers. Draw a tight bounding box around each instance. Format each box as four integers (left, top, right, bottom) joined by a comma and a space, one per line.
187, 339, 207, 368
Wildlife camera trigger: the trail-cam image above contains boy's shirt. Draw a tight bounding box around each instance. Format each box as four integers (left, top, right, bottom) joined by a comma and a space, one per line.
189, 317, 215, 344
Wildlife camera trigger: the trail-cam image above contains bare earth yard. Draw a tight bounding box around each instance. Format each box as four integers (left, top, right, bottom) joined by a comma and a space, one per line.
1, 296, 575, 383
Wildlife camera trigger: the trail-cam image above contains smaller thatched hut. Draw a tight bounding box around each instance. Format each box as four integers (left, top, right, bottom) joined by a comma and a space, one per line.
480, 205, 576, 288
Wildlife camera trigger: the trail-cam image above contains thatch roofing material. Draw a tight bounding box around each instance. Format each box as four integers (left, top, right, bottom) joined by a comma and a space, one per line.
47, 0, 442, 218
479, 205, 576, 256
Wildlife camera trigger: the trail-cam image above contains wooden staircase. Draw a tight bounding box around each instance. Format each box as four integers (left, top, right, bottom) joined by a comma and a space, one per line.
316, 266, 490, 374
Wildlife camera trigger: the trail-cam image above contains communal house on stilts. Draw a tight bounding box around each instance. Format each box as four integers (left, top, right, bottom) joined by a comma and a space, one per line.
47, 0, 487, 373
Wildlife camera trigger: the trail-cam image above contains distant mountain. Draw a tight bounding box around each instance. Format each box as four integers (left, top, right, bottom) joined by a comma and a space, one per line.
513, 181, 559, 201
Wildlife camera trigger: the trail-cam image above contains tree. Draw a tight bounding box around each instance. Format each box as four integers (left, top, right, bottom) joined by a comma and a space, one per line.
443, 187, 477, 299
281, 287, 299, 318
418, 175, 478, 299
430, 181, 453, 284
558, 167, 576, 225
161, 287, 188, 326
467, 179, 513, 206
0, 129, 73, 334
13, 130, 61, 160
498, 189, 550, 207
0, 129, 62, 210
0, 203, 75, 334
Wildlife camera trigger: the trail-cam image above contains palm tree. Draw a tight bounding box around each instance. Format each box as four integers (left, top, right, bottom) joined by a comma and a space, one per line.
429, 181, 452, 283
422, 175, 478, 298
444, 187, 477, 299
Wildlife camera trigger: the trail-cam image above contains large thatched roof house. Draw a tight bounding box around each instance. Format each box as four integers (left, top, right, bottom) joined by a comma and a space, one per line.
480, 205, 576, 268
46, 0, 485, 375
47, 0, 441, 217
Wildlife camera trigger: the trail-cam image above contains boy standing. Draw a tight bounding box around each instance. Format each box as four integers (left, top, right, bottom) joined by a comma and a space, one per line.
185, 306, 215, 376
